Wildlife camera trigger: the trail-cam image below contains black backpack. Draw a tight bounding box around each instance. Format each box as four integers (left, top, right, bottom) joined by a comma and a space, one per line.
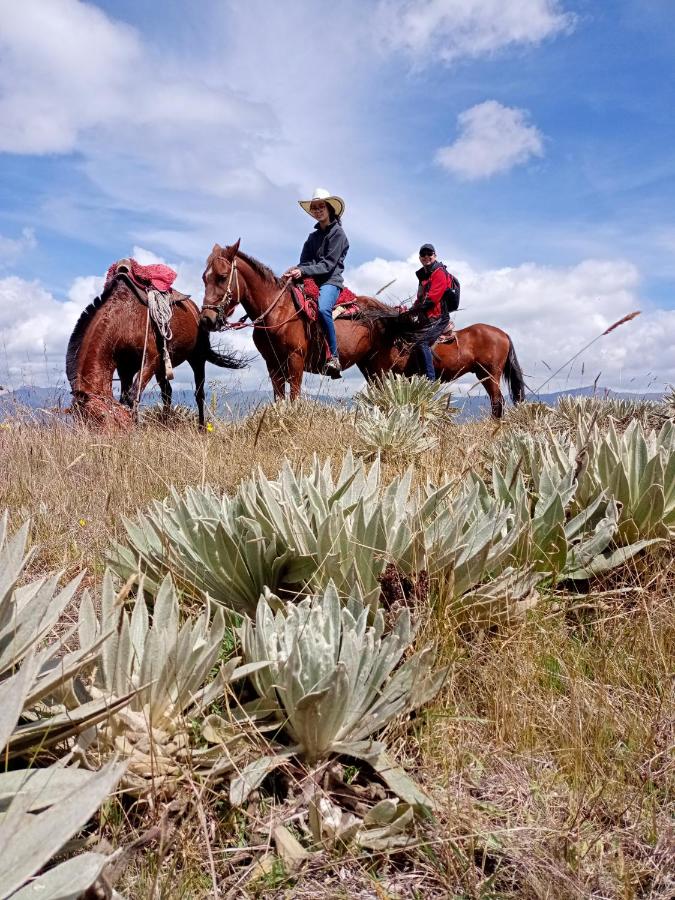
440, 265, 460, 313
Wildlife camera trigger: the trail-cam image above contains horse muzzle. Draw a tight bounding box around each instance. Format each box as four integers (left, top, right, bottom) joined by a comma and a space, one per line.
200, 308, 218, 331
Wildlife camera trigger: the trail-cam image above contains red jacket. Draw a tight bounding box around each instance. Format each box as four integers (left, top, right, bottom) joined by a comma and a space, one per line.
413, 262, 448, 319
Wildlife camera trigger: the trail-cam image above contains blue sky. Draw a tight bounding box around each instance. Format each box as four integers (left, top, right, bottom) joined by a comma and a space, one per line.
1, 0, 674, 397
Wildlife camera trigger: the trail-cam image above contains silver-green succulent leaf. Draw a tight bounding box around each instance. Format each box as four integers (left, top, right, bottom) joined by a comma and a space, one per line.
110, 452, 535, 615
76, 571, 262, 790
0, 513, 134, 759
355, 372, 457, 425
239, 582, 448, 766
494, 420, 674, 551
355, 405, 439, 458
555, 394, 665, 432
0, 661, 126, 900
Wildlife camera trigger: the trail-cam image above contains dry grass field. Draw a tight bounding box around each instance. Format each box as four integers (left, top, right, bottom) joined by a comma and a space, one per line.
1, 400, 672, 899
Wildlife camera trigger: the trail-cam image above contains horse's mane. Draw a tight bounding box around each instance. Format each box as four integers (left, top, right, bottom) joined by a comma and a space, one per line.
355, 295, 394, 314
237, 251, 282, 287
353, 297, 440, 347
65, 280, 128, 386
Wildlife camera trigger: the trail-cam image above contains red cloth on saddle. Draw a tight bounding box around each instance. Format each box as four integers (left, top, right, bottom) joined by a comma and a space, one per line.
105, 260, 177, 293
291, 278, 358, 321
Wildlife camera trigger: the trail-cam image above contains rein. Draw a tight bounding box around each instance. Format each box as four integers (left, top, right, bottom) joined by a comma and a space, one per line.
205, 259, 301, 332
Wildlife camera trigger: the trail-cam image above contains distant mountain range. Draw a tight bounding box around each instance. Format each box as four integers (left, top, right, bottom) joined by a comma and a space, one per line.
0, 383, 666, 424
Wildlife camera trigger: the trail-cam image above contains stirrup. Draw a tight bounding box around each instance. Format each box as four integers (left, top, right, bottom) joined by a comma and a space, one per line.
324, 356, 342, 378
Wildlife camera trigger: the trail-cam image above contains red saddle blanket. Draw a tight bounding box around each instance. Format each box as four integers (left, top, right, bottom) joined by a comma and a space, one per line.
290, 278, 358, 321
105, 259, 177, 293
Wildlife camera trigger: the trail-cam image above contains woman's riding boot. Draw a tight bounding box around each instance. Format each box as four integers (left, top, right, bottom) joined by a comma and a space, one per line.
324, 355, 342, 378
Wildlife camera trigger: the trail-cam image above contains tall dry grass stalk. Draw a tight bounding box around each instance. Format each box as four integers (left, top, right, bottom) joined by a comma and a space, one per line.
0, 401, 672, 899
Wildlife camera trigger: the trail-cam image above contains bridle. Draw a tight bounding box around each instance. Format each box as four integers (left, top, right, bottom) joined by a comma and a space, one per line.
201, 255, 301, 332
201, 257, 242, 330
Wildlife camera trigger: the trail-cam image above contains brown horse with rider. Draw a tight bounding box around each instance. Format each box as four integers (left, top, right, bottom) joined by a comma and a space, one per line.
199, 240, 525, 416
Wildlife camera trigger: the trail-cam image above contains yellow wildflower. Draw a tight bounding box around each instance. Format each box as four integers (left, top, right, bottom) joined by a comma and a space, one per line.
206, 422, 214, 433
78, 518, 86, 528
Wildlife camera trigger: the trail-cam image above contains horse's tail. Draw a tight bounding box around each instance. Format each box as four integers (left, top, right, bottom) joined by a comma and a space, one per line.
203, 334, 248, 369
502, 337, 526, 404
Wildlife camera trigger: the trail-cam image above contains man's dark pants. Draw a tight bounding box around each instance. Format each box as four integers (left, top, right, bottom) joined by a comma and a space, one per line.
413, 313, 449, 380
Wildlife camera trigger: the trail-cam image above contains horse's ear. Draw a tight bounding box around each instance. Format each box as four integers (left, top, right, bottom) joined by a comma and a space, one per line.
225, 238, 241, 261
211, 243, 221, 255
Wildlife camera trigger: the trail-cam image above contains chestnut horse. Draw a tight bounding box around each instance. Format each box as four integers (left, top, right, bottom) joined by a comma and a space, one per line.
200, 241, 525, 416
66, 276, 242, 428
358, 314, 526, 417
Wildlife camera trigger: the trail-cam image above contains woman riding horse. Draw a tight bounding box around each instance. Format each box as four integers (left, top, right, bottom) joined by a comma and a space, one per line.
282, 188, 349, 378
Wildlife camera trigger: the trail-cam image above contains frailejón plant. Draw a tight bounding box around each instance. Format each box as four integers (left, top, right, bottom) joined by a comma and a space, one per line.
355, 405, 439, 458
356, 372, 457, 424
234, 582, 447, 807
0, 653, 126, 900
494, 419, 675, 549
110, 452, 528, 615
0, 512, 131, 759
555, 394, 663, 431
472, 451, 653, 581
77, 571, 266, 793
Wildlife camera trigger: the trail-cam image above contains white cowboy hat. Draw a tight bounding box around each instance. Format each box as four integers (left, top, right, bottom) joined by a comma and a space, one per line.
298, 187, 345, 218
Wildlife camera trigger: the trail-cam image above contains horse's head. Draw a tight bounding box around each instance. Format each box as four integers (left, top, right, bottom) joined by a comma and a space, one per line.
72, 391, 133, 431
200, 239, 242, 331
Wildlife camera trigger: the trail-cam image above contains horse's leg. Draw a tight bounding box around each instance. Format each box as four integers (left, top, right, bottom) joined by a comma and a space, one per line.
476, 365, 504, 418
159, 376, 172, 420
190, 355, 207, 430
130, 361, 158, 419
119, 366, 135, 407
287, 350, 305, 401
269, 364, 287, 401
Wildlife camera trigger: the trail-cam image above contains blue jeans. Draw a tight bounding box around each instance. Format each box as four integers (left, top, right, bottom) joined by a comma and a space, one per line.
417, 342, 436, 380
318, 283, 339, 357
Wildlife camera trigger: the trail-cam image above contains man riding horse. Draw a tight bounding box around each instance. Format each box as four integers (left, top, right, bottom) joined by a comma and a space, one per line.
409, 243, 460, 380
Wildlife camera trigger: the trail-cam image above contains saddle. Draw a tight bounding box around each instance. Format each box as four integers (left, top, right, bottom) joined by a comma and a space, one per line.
289, 278, 359, 322
104, 259, 190, 306
287, 278, 359, 373
103, 259, 190, 381
434, 320, 456, 345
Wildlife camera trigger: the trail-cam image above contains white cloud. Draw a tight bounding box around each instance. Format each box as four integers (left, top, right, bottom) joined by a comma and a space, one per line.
0, 0, 274, 201
436, 101, 544, 180
0, 228, 37, 267
66, 275, 104, 310
346, 255, 671, 394
0, 276, 81, 386
376, 0, 574, 63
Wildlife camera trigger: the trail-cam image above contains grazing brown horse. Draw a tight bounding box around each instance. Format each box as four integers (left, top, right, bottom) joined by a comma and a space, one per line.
200, 241, 525, 416
66, 276, 242, 428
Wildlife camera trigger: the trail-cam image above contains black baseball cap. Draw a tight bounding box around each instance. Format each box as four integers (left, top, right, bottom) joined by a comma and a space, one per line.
419, 243, 435, 255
